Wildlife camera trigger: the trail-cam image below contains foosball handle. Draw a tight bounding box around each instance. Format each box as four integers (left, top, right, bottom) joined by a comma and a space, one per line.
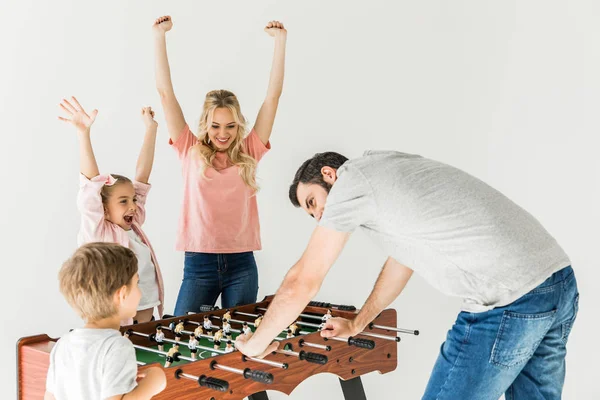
243, 368, 274, 384
199, 375, 229, 392
299, 350, 328, 365
197, 304, 220, 312
162, 314, 176, 319
308, 301, 357, 312
348, 336, 376, 349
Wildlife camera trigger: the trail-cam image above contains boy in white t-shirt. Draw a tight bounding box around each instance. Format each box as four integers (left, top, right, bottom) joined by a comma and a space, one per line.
44, 242, 166, 400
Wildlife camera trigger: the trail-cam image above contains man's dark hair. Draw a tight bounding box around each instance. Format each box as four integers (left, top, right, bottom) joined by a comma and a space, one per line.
289, 152, 349, 207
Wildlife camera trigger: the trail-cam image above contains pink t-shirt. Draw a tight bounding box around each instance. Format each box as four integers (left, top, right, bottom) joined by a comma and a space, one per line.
170, 125, 271, 253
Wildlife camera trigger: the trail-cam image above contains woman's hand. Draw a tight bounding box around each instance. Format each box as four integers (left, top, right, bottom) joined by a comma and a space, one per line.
153, 15, 173, 35
264, 20, 287, 39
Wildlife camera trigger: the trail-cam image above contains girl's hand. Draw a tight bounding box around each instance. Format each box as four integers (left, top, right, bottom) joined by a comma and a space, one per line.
153, 16, 173, 35
141, 106, 158, 129
264, 20, 286, 39
58, 97, 98, 134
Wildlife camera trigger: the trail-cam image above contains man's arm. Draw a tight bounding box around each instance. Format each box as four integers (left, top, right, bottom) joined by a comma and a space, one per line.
236, 226, 351, 357
321, 257, 413, 338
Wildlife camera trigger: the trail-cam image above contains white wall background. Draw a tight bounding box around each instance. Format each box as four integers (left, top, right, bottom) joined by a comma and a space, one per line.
2, 0, 598, 398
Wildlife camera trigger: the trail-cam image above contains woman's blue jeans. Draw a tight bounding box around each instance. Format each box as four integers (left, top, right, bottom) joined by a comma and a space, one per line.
173, 251, 259, 316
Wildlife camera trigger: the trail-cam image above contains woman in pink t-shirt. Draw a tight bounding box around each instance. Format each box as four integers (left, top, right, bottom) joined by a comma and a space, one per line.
152, 17, 287, 314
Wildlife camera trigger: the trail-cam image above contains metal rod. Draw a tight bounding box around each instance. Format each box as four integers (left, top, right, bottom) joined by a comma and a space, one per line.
245, 357, 287, 369
327, 337, 350, 344
255, 307, 326, 322
299, 341, 330, 351
370, 324, 419, 335
274, 349, 299, 357
234, 311, 258, 318
358, 331, 400, 342
213, 363, 244, 375
179, 372, 198, 381
296, 321, 321, 329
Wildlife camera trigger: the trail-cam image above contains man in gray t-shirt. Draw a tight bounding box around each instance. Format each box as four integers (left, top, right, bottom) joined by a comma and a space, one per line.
236, 151, 579, 399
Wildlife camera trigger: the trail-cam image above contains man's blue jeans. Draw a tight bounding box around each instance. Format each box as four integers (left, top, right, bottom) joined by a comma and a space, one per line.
173, 251, 259, 316
423, 266, 579, 400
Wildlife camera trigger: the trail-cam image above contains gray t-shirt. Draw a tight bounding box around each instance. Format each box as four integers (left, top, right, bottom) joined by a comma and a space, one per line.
319, 151, 570, 312
46, 328, 137, 399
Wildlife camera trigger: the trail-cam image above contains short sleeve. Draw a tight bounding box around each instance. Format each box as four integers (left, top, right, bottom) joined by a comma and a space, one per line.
169, 124, 199, 160
77, 174, 111, 245
132, 181, 151, 226
318, 166, 376, 232
244, 128, 271, 162
100, 340, 138, 399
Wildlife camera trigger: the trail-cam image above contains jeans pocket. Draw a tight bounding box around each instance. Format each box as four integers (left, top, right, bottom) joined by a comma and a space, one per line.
561, 293, 579, 343
490, 309, 557, 369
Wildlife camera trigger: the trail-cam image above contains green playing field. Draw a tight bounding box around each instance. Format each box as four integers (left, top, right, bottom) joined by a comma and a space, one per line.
134, 326, 316, 366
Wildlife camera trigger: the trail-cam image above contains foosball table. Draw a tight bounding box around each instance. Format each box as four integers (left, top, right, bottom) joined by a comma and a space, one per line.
18, 296, 419, 399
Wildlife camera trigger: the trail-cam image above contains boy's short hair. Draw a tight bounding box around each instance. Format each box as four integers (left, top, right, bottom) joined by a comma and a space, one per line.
59, 242, 138, 321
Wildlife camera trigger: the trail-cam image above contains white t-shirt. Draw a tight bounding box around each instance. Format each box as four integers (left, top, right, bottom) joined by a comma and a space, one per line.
46, 328, 137, 400
127, 229, 160, 310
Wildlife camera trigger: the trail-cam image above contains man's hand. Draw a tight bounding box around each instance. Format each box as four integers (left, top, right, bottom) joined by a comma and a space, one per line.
235, 331, 279, 358
320, 317, 361, 339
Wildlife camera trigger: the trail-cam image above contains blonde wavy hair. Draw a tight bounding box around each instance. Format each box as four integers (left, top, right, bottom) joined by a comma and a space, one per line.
193, 90, 259, 192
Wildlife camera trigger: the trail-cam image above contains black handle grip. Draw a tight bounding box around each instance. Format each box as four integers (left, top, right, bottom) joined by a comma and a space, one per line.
299, 350, 328, 364
308, 301, 356, 311
243, 368, 274, 384
162, 314, 175, 319
198, 305, 220, 312
198, 375, 229, 392
348, 336, 375, 349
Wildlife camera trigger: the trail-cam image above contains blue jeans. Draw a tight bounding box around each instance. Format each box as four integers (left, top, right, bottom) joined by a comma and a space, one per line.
173, 252, 259, 316
423, 266, 579, 400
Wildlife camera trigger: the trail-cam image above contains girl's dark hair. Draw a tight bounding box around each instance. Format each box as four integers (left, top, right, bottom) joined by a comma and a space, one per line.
288, 152, 348, 207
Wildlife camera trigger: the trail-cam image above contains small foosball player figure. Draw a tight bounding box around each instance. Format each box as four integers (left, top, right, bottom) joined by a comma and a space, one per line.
155, 326, 165, 352
174, 320, 185, 342
318, 322, 326, 331
222, 318, 231, 336
254, 313, 263, 328
194, 325, 204, 340
242, 322, 252, 336
188, 334, 199, 360
322, 309, 333, 322
164, 344, 180, 368
223, 309, 232, 322
289, 321, 299, 335
213, 329, 224, 350
286, 329, 294, 339
224, 340, 235, 353
203, 315, 213, 335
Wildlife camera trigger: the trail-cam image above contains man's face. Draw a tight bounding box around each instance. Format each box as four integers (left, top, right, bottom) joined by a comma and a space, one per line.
295, 167, 337, 222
